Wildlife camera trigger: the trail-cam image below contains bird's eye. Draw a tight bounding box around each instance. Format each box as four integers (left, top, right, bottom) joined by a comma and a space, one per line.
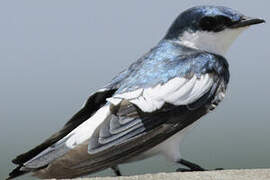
199, 16, 233, 32
199, 16, 218, 31
216, 16, 233, 27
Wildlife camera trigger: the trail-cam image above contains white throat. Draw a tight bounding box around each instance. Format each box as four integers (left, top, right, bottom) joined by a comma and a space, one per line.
177, 28, 247, 56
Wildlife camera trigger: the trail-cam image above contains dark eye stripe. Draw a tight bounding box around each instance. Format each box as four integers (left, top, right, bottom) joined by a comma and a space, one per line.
216, 16, 233, 26
199, 16, 218, 31
199, 16, 233, 32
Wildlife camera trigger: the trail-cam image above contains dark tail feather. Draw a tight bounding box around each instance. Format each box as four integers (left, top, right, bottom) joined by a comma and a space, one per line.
6, 166, 29, 180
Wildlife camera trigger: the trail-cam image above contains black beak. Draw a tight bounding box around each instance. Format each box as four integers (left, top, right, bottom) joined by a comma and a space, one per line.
230, 17, 265, 28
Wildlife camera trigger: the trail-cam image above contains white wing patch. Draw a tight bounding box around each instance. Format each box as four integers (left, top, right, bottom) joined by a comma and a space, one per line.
107, 74, 214, 112
22, 74, 213, 169
65, 105, 111, 149
23, 105, 111, 168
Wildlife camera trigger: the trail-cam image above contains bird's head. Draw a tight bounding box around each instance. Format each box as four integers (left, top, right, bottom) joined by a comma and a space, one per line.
165, 6, 265, 56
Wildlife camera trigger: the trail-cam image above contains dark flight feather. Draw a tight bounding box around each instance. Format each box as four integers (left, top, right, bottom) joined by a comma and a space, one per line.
52, 101, 211, 179
9, 89, 116, 178
8, 37, 230, 179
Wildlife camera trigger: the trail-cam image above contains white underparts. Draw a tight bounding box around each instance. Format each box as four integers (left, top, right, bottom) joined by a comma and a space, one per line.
132, 121, 199, 162
177, 27, 247, 56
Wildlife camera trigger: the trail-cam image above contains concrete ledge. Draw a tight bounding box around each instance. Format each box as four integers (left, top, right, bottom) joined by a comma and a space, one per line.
57, 169, 270, 180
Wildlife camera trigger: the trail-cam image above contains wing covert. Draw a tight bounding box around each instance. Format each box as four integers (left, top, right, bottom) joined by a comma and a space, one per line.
88, 73, 216, 154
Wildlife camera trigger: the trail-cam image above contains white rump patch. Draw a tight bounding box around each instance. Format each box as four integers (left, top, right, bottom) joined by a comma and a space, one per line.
65, 105, 111, 148
23, 105, 111, 168
107, 74, 214, 112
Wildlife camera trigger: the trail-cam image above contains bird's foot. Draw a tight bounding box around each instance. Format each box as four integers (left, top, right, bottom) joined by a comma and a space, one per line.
176, 167, 224, 172
176, 159, 224, 172
176, 168, 202, 172
214, 168, 224, 171
177, 159, 205, 171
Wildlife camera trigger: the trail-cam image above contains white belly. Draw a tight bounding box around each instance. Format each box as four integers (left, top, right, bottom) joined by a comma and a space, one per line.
126, 121, 199, 163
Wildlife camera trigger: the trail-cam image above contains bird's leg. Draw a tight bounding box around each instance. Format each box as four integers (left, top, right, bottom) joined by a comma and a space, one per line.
111, 166, 122, 176
176, 159, 205, 172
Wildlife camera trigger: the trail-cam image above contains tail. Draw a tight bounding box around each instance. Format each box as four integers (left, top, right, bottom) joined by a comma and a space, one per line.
6, 165, 29, 180
7, 90, 117, 179
7, 164, 48, 180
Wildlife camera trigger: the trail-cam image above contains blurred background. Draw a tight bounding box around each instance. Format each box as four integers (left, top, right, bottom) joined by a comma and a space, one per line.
0, 1, 269, 179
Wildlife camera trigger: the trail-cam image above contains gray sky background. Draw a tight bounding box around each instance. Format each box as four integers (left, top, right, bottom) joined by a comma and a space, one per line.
0, 1, 269, 179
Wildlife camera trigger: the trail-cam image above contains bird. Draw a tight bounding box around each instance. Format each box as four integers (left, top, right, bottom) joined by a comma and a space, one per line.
7, 5, 264, 180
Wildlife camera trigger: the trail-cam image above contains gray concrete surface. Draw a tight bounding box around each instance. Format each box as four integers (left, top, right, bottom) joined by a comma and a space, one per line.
56, 169, 270, 180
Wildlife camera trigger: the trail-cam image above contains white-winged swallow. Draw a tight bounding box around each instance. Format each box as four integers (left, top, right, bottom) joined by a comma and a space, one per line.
7, 5, 265, 179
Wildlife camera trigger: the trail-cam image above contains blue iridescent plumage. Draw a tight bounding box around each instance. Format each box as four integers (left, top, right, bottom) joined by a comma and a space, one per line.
105, 5, 244, 94
8, 5, 265, 180
165, 6, 244, 39
106, 39, 229, 94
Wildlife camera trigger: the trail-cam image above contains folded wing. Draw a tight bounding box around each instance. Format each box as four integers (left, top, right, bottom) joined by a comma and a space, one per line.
89, 74, 214, 154
8, 89, 116, 179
